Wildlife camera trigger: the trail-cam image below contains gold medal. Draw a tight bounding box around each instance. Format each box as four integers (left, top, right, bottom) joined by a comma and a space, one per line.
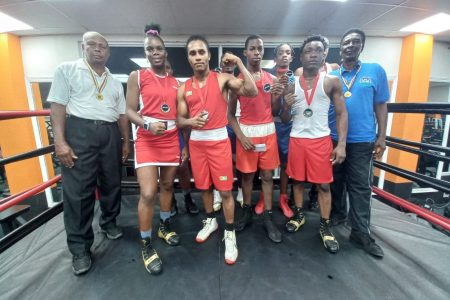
340, 65, 360, 100
85, 60, 108, 101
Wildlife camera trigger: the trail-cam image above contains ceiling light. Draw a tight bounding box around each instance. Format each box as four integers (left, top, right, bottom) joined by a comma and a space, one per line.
400, 13, 450, 35
0, 11, 33, 33
130, 58, 150, 68
261, 60, 276, 69
290, 0, 347, 2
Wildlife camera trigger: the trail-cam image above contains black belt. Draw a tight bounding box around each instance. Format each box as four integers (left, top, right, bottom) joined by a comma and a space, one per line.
67, 115, 116, 125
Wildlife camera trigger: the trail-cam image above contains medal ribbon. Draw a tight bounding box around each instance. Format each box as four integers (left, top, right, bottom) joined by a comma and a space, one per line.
84, 60, 108, 97
192, 72, 210, 109
300, 73, 320, 106
147, 68, 169, 107
339, 64, 361, 93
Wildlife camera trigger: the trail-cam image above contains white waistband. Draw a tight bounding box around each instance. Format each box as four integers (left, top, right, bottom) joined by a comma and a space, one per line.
143, 116, 176, 130
239, 122, 275, 137
191, 126, 228, 141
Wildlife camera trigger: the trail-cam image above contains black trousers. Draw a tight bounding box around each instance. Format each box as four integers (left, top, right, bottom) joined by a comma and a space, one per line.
62, 116, 122, 256
331, 142, 374, 234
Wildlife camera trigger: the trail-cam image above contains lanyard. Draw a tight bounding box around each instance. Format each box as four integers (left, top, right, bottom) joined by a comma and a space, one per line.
339, 64, 361, 95
300, 73, 320, 106
84, 60, 108, 100
192, 72, 210, 109
147, 68, 169, 104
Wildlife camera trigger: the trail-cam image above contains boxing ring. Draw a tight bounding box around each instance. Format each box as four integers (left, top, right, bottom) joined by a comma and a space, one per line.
0, 107, 449, 300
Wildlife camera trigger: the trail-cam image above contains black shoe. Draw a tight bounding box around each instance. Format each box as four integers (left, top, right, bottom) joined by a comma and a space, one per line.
100, 222, 123, 240
331, 215, 347, 226
285, 207, 305, 233
158, 218, 180, 246
235, 204, 252, 232
184, 193, 199, 215
349, 230, 384, 258
319, 218, 339, 254
308, 188, 319, 210
170, 195, 178, 217
72, 252, 92, 276
263, 210, 282, 243
141, 238, 163, 275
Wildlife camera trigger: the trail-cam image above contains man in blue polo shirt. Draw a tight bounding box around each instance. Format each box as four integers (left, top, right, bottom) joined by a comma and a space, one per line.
329, 28, 389, 258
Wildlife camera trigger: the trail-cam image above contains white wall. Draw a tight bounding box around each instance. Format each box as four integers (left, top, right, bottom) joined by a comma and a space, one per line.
21, 35, 81, 81
430, 42, 450, 82
19, 34, 449, 83
359, 37, 403, 78
428, 84, 450, 103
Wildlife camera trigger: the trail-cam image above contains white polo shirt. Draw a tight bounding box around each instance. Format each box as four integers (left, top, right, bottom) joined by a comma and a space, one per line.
47, 59, 125, 122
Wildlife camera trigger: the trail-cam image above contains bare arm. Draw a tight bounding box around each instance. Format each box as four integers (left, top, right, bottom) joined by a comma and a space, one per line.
329, 76, 348, 165
294, 67, 303, 77
176, 83, 207, 129
118, 114, 130, 163
125, 71, 166, 135
280, 93, 296, 124
50, 103, 78, 168
228, 92, 254, 151
329, 63, 340, 71
374, 103, 388, 159
125, 71, 144, 127
222, 53, 257, 97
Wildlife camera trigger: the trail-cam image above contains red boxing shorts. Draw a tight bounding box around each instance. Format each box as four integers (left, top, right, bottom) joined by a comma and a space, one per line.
286, 136, 333, 184
134, 127, 180, 168
236, 132, 280, 173
189, 138, 234, 191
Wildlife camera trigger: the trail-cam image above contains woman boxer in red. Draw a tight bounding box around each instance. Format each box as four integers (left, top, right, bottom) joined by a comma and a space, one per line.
126, 24, 185, 275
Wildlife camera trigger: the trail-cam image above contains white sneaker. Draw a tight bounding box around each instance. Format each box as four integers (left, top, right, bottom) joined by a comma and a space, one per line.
195, 218, 218, 243
236, 187, 243, 207
223, 230, 238, 265
213, 189, 222, 212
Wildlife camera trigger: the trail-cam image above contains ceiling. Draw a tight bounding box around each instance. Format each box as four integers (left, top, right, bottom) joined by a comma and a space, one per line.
1, 0, 450, 42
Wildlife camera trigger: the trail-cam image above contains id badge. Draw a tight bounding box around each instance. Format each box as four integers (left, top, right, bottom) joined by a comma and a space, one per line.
253, 144, 267, 152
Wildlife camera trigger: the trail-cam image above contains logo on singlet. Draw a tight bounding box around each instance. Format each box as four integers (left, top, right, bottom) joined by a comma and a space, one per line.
360, 77, 372, 84
186, 91, 193, 97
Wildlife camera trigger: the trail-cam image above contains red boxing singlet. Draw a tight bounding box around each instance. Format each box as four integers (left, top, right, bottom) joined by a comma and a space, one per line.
238, 70, 273, 125
184, 72, 228, 130
138, 68, 178, 120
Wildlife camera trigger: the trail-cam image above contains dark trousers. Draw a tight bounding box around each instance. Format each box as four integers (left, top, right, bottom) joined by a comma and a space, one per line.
62, 117, 122, 256
331, 142, 374, 234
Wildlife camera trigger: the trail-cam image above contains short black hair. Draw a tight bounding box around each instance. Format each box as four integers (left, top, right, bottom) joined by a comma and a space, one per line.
245, 34, 263, 49
185, 35, 210, 53
273, 43, 295, 58
220, 50, 233, 60
144, 23, 165, 47
340, 28, 366, 50
299, 35, 326, 54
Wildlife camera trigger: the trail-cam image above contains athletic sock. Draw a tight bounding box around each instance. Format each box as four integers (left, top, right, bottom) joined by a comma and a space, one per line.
140, 230, 152, 239
160, 211, 171, 222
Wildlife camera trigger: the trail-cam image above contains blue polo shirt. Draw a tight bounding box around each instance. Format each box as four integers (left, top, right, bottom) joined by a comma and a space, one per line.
329, 61, 390, 143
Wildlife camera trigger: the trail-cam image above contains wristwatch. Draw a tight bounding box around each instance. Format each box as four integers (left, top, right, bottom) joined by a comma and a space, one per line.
143, 120, 151, 131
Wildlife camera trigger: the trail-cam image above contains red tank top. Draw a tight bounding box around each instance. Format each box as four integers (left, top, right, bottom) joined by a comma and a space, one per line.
184, 72, 227, 130
139, 68, 178, 120
238, 70, 273, 125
